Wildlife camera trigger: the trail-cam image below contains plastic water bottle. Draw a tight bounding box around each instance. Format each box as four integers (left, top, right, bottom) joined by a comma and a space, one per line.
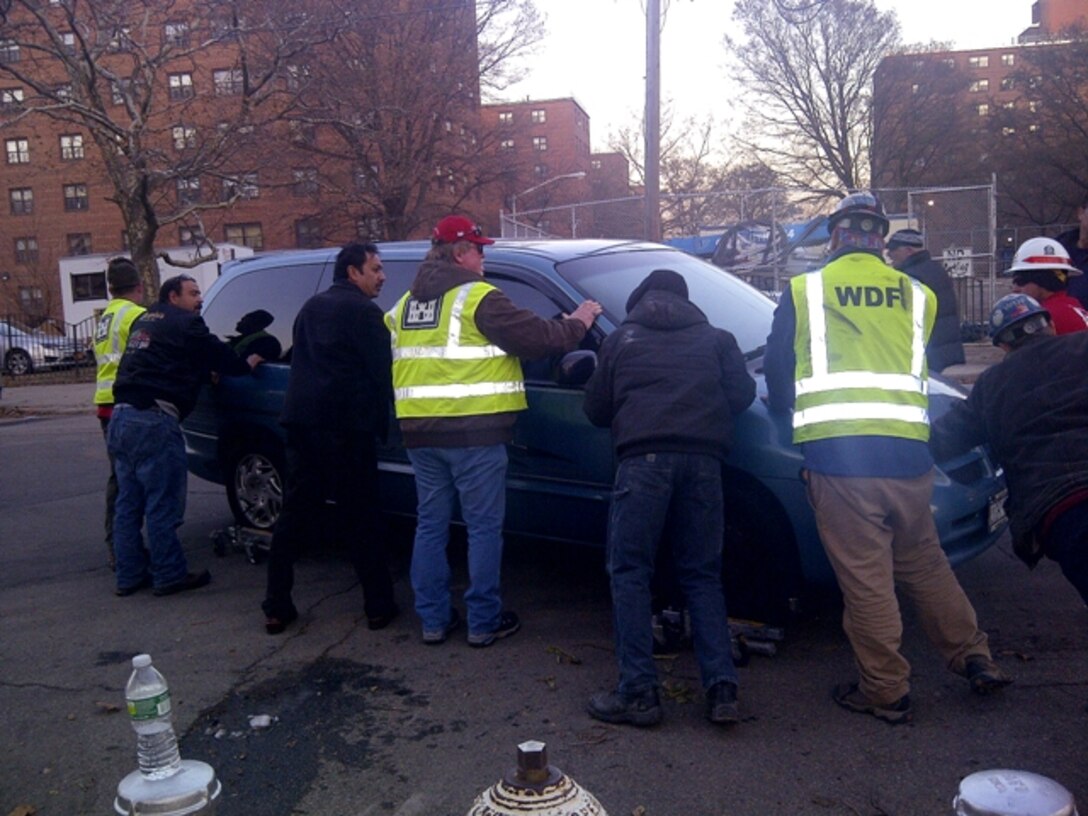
125, 654, 182, 780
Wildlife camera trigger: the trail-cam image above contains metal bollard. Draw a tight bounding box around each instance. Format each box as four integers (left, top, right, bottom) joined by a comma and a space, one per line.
953, 769, 1078, 816
467, 740, 608, 816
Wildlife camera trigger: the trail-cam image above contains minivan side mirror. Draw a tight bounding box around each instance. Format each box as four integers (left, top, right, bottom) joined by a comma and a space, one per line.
556, 349, 597, 386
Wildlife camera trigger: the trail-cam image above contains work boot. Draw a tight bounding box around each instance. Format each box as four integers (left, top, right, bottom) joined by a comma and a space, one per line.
832, 682, 912, 725
587, 688, 663, 727
706, 681, 740, 725
963, 655, 1013, 695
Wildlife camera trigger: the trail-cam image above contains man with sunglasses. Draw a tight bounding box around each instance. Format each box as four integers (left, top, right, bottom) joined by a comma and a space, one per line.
1007, 236, 1088, 335
386, 215, 601, 647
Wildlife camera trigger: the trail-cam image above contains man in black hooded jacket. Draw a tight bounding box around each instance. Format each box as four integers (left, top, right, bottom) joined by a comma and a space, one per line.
583, 269, 755, 728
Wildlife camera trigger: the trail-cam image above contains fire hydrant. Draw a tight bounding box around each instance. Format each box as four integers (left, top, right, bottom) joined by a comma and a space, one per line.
467, 740, 609, 816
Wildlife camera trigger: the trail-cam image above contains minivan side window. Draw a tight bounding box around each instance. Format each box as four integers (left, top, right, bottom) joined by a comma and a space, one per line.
202, 262, 325, 362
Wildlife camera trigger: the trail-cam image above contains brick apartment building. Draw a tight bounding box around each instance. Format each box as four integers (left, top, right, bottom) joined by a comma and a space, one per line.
480, 97, 635, 239
872, 0, 1088, 221
0, 0, 507, 325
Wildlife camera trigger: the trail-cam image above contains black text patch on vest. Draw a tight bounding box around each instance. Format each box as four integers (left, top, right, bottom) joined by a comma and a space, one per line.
402, 296, 442, 330
834, 286, 904, 309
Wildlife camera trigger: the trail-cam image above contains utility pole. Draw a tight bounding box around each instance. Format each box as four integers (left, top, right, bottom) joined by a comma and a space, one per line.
644, 0, 661, 242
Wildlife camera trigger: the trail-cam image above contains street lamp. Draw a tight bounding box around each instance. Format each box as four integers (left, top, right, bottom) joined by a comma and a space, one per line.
509, 171, 587, 238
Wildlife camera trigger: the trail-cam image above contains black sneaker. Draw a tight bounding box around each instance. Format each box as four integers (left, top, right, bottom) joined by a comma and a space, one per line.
706, 681, 740, 725
367, 603, 400, 631
587, 688, 663, 727
467, 610, 521, 648
963, 655, 1013, 695
264, 607, 298, 635
832, 682, 912, 725
152, 569, 211, 597
422, 608, 461, 645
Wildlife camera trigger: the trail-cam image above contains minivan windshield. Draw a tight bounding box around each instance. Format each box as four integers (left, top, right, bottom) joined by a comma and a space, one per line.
558, 248, 776, 357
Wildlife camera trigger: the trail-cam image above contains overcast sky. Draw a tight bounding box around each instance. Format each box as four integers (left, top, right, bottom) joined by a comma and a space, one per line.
500, 0, 1034, 150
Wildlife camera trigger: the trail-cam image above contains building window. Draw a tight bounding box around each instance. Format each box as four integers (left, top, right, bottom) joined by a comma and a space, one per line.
591, 159, 602, 170
1001, 53, 1015, 67
532, 136, 547, 151
54, 82, 72, 100
60, 31, 76, 53
976, 103, 990, 117
108, 27, 132, 53
1002, 126, 1016, 136
531, 109, 546, 124
224, 222, 263, 249
63, 182, 89, 210
176, 176, 201, 205
172, 125, 196, 150
1001, 77, 1015, 91
213, 68, 244, 96
59, 133, 84, 160
533, 163, 548, 178
19, 286, 44, 313
1029, 100, 1040, 113
285, 64, 310, 90
0, 40, 20, 65
969, 79, 989, 93
500, 138, 514, 150
498, 111, 513, 124
288, 121, 315, 145
967, 55, 989, 68
66, 232, 92, 255
0, 87, 24, 111
13, 236, 38, 263
1003, 101, 1015, 110
5, 137, 29, 164
941, 57, 955, 68
178, 225, 205, 246
295, 218, 321, 248
168, 72, 194, 100
221, 172, 258, 201
71, 272, 107, 301
292, 168, 318, 196
9, 187, 32, 214
164, 21, 189, 47
110, 79, 130, 105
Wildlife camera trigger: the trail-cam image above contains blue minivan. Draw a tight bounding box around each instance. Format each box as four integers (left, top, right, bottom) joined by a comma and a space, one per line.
183, 239, 1008, 621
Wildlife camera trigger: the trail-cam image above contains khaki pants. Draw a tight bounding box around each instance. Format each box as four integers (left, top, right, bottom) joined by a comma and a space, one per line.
806, 469, 991, 704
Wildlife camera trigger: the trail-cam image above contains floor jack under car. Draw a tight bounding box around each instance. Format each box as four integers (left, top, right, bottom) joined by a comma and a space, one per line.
211, 525, 272, 564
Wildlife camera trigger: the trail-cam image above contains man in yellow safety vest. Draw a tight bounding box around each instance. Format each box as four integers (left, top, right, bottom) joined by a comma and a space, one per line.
386, 215, 600, 647
764, 192, 1010, 724
92, 258, 145, 569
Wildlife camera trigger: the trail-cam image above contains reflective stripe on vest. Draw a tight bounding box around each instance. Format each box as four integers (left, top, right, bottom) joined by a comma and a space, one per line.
93, 299, 145, 405
386, 282, 527, 418
791, 257, 933, 442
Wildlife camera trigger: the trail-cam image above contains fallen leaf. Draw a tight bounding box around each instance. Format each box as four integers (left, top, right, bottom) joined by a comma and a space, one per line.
95, 701, 122, 714
7, 805, 37, 816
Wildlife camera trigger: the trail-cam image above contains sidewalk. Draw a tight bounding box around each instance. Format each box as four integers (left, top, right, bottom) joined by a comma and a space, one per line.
0, 343, 1001, 421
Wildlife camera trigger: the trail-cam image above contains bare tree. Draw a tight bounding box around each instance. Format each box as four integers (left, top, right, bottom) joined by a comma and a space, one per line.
281, 0, 543, 242
726, 0, 900, 195
0, 0, 336, 292
986, 30, 1088, 226
871, 46, 976, 190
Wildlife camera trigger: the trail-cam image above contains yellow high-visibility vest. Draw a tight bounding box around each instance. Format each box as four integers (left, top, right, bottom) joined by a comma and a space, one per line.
385, 281, 527, 419
93, 298, 146, 405
790, 252, 935, 443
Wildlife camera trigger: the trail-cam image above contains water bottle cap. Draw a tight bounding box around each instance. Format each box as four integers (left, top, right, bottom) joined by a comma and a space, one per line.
132, 654, 152, 668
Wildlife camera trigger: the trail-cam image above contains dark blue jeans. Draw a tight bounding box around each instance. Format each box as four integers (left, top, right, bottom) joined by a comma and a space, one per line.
107, 405, 190, 591
1045, 501, 1088, 607
607, 452, 738, 695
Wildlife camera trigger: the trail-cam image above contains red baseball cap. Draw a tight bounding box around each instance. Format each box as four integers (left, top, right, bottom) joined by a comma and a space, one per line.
432, 215, 495, 246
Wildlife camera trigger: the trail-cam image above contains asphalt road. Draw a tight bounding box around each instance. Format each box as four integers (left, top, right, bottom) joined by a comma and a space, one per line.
1, 414, 1086, 816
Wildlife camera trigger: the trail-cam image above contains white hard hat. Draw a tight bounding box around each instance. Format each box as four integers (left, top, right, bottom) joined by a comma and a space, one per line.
1007, 236, 1081, 276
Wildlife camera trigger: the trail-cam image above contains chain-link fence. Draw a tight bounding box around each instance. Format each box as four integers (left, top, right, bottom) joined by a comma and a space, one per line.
500, 183, 1000, 336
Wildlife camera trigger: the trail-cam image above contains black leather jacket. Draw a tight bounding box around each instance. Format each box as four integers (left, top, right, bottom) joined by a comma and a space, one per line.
583, 290, 755, 461
114, 303, 251, 420
930, 332, 1088, 564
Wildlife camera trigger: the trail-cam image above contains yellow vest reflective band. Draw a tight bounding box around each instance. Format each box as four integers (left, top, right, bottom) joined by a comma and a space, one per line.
385, 281, 527, 418
790, 253, 935, 443
93, 298, 146, 405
